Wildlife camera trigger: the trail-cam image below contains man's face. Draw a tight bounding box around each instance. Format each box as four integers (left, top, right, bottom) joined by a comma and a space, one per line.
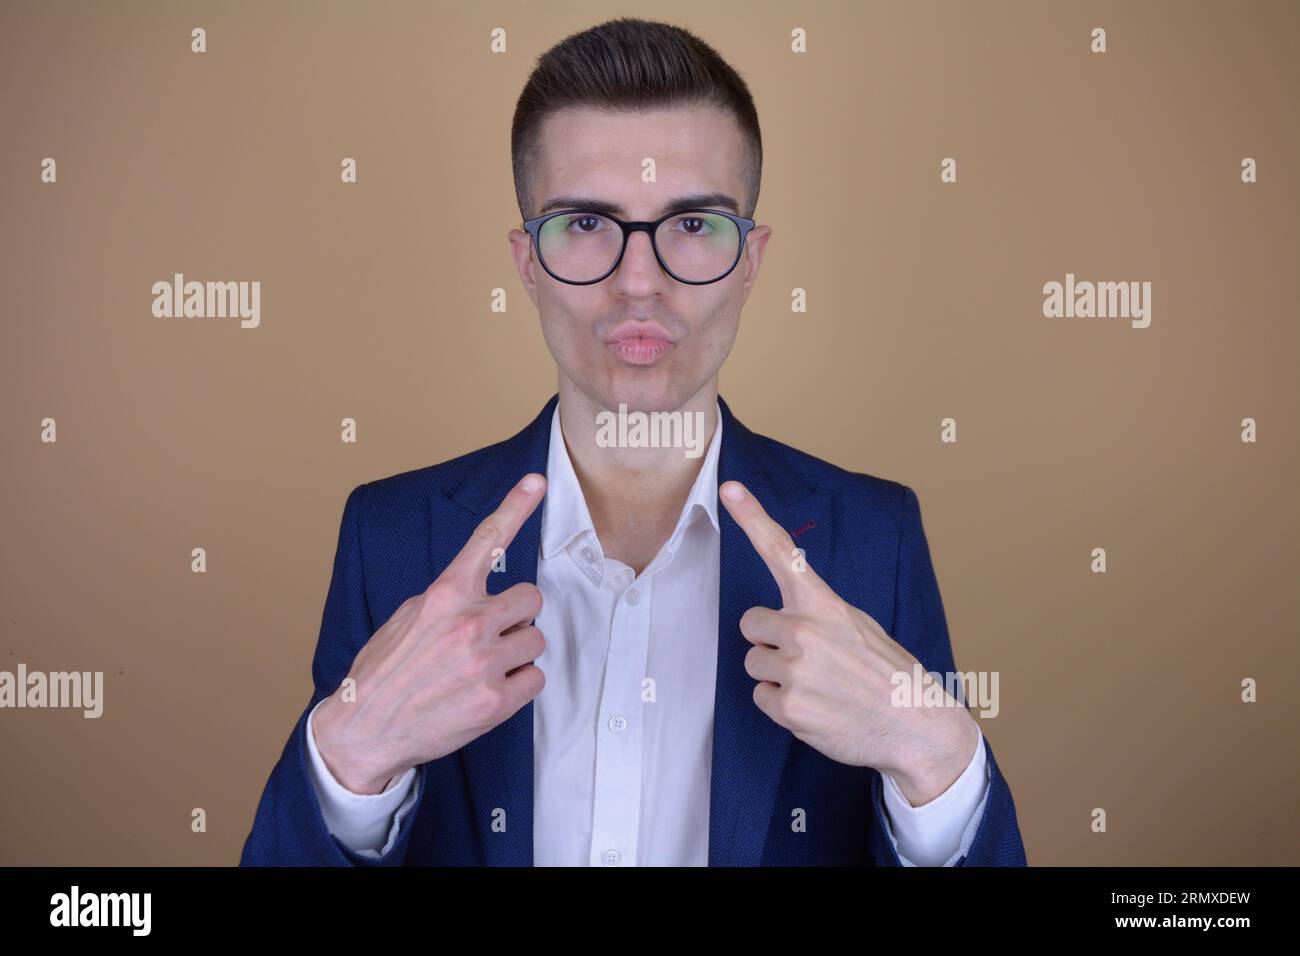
509, 104, 771, 415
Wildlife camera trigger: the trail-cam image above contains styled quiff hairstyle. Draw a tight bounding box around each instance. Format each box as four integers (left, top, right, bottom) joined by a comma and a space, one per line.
510, 17, 763, 222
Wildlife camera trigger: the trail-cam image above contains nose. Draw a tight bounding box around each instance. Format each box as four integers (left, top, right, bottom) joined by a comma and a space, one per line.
611, 229, 666, 289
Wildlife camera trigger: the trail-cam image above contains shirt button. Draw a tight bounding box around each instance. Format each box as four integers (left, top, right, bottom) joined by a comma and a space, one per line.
608, 714, 627, 733
625, 588, 639, 605
602, 849, 621, 866
580, 546, 596, 563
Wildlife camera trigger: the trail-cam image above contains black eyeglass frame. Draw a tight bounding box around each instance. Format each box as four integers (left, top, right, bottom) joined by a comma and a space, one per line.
521, 207, 757, 286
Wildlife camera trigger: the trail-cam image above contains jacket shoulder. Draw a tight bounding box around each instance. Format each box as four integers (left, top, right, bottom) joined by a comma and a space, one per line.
743, 427, 912, 522
349, 433, 518, 515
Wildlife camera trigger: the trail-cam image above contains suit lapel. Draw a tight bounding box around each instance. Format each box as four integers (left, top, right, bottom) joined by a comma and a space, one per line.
431, 394, 557, 866
428, 393, 831, 867
708, 396, 831, 866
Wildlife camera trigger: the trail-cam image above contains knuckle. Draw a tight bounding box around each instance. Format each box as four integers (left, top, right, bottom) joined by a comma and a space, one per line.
522, 583, 544, 615
472, 517, 502, 547
776, 690, 799, 724
462, 650, 492, 682
503, 582, 542, 620
784, 623, 812, 657
397, 592, 427, 625
777, 531, 794, 553
448, 611, 481, 645
422, 578, 458, 612
767, 529, 794, 558
460, 604, 490, 633
473, 684, 507, 722
785, 655, 807, 683
516, 664, 544, 700
833, 599, 858, 628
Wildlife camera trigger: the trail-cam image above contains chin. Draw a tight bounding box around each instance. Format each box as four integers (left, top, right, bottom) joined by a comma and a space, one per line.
586, 374, 673, 416
606, 378, 699, 416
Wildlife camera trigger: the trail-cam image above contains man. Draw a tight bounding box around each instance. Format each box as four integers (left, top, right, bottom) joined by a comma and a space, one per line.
240, 16, 1026, 867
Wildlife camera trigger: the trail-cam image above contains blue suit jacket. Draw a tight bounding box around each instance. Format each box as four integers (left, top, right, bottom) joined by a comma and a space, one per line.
240, 393, 1027, 866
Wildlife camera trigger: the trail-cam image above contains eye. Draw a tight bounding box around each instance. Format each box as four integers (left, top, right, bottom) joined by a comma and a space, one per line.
566, 214, 607, 234
675, 215, 715, 236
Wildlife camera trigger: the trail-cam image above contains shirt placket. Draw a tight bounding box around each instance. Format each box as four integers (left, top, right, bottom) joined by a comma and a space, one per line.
586, 559, 654, 867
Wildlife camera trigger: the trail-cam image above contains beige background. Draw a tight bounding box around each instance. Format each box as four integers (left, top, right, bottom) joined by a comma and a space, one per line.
1, 0, 1296, 865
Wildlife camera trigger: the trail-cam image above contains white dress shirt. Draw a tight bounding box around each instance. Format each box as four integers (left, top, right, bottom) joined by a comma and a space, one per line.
304, 402, 991, 865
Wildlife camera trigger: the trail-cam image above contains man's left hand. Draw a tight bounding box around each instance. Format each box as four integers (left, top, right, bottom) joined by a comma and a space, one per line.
719, 479, 981, 807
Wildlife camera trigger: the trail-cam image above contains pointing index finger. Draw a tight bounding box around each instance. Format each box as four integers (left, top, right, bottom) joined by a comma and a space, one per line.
720, 480, 827, 607
443, 473, 547, 590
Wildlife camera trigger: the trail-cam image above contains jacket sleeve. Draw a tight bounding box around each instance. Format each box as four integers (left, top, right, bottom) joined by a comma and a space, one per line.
239, 482, 430, 866
866, 483, 1028, 866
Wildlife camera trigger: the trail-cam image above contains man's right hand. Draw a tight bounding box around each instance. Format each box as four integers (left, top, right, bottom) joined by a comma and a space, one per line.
311, 473, 548, 794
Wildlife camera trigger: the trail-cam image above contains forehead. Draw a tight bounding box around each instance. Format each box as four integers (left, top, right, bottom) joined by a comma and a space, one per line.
531, 104, 747, 218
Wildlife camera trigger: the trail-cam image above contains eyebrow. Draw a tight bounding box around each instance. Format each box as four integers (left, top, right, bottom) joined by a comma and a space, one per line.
536, 192, 742, 219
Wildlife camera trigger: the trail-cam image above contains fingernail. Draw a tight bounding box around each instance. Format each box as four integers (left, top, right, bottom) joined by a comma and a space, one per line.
721, 482, 744, 501
522, 474, 543, 492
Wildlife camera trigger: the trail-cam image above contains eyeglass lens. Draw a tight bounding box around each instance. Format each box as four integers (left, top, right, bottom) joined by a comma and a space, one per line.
537, 211, 741, 282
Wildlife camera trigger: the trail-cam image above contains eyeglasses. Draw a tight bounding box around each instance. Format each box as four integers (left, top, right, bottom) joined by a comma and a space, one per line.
522, 207, 756, 285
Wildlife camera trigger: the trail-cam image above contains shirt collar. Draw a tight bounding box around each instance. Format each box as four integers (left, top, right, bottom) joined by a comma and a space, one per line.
539, 400, 723, 561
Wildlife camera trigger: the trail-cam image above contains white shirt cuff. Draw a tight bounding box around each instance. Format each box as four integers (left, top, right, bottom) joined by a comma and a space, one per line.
881, 729, 991, 866
305, 697, 419, 857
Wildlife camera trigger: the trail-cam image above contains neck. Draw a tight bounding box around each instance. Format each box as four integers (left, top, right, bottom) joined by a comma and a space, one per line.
555, 376, 718, 572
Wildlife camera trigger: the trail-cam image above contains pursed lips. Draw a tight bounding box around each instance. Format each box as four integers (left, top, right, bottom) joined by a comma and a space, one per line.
604, 321, 676, 365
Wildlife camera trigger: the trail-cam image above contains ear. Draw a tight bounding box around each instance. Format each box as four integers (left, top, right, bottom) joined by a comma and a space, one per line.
743, 223, 769, 299
740, 224, 772, 295
508, 228, 540, 308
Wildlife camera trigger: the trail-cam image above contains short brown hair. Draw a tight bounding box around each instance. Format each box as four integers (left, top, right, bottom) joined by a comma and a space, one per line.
511, 17, 763, 222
